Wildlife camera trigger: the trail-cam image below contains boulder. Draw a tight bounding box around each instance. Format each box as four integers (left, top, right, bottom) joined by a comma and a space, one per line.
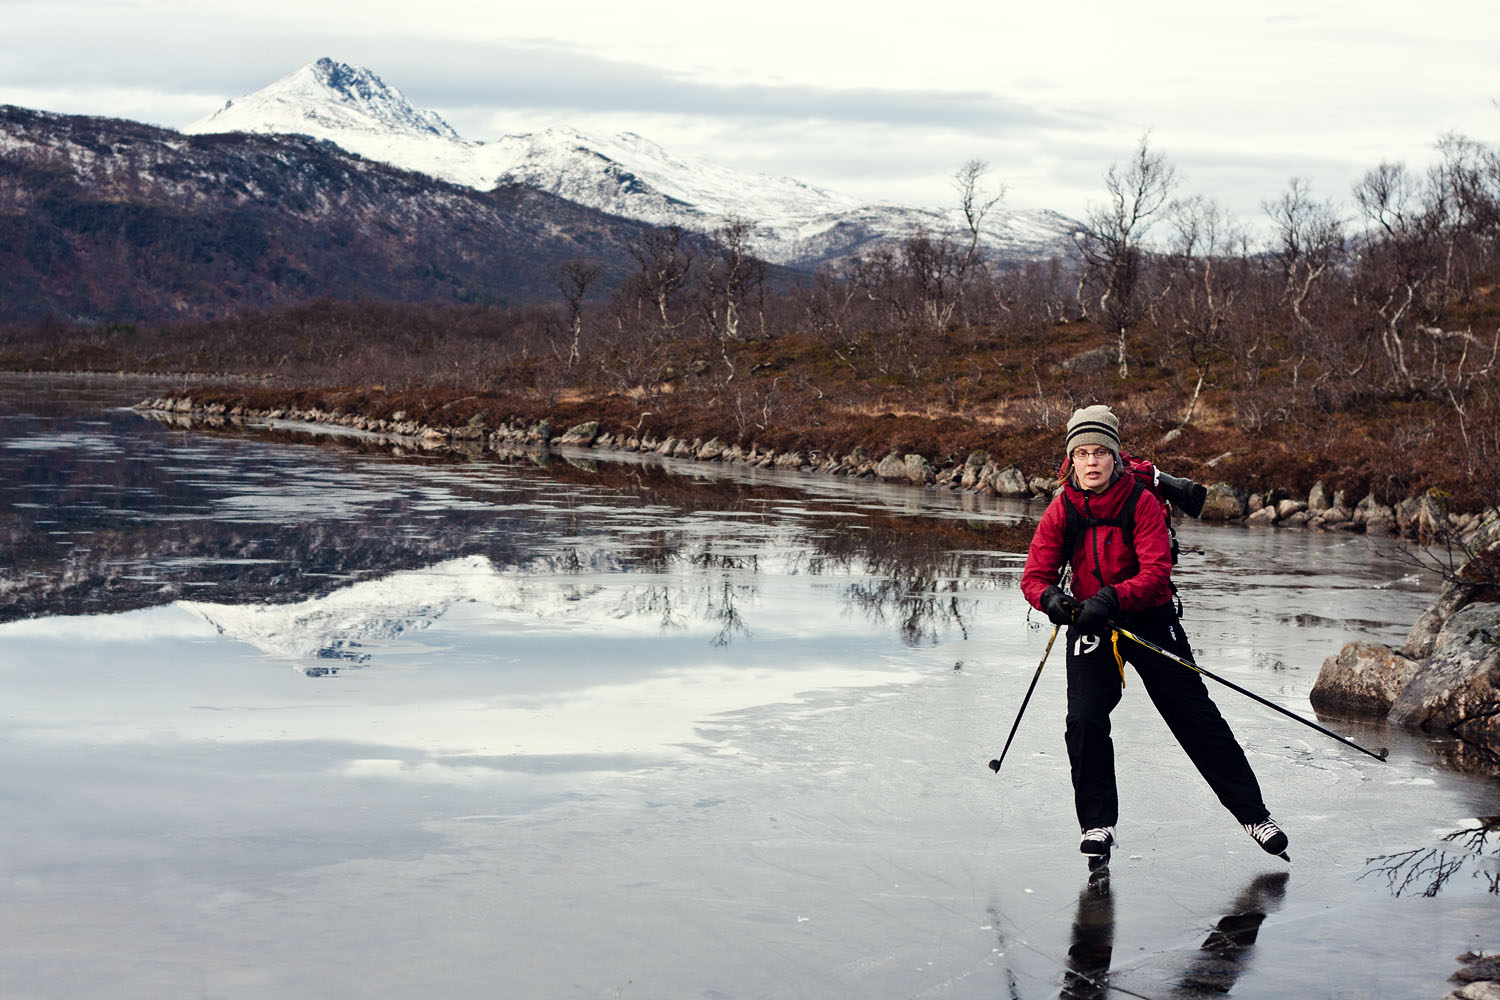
875, 452, 908, 480
1320, 505, 1353, 526
992, 465, 1031, 497
1276, 498, 1307, 519
1393, 496, 1423, 535
1418, 491, 1450, 540
1058, 345, 1115, 374
902, 454, 934, 483
1310, 641, 1422, 716
1388, 602, 1500, 741
1353, 493, 1394, 526
697, 438, 726, 460
1442, 979, 1500, 1000
1307, 481, 1330, 512
960, 451, 989, 489
1199, 482, 1247, 521
1247, 505, 1279, 525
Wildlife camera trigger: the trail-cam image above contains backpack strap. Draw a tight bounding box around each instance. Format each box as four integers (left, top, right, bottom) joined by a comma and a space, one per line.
1061, 477, 1147, 587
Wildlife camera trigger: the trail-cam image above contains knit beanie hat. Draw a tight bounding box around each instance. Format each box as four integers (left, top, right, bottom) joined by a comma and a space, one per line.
1065, 404, 1121, 463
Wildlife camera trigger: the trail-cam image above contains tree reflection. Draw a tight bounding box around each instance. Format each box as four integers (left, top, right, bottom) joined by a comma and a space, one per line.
1361, 817, 1500, 896
4, 414, 1028, 652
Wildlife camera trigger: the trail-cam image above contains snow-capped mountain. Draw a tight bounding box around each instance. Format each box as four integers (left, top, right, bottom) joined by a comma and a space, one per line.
185, 58, 1076, 266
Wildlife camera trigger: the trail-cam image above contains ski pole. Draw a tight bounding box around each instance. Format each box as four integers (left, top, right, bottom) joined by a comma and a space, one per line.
1110, 622, 1390, 763
989, 624, 1061, 774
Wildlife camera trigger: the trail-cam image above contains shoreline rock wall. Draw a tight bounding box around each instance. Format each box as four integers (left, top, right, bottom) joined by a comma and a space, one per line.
132, 395, 1497, 547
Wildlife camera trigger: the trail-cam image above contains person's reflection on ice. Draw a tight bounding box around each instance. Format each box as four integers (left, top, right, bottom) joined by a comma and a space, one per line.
1173, 871, 1289, 996
1057, 870, 1290, 999
1060, 878, 1113, 999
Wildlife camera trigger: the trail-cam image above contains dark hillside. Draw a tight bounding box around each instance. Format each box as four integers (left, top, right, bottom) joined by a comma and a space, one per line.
0, 106, 663, 322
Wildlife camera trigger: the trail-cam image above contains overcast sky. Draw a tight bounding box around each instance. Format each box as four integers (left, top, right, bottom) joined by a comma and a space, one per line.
3, 0, 1497, 230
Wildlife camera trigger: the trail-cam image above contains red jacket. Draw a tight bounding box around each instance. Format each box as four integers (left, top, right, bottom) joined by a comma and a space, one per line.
1021, 472, 1174, 612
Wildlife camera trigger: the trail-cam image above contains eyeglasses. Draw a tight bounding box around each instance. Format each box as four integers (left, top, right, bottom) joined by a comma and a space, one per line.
1071, 448, 1114, 463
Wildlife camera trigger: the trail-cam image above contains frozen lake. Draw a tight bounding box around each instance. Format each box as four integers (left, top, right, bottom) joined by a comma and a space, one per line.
0, 375, 1495, 999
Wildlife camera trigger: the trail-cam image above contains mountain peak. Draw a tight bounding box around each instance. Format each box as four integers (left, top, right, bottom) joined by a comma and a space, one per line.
181, 60, 1076, 267
185, 57, 465, 143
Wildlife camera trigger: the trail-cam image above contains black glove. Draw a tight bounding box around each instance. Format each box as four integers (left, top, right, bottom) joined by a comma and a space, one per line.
1040, 585, 1079, 627
1075, 585, 1119, 633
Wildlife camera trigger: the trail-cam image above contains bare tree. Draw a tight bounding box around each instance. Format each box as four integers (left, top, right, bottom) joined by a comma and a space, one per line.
698, 216, 767, 345
557, 258, 602, 367
1161, 195, 1248, 426
952, 159, 1006, 322
627, 225, 694, 331
902, 228, 963, 332
1264, 178, 1345, 334
1352, 161, 1436, 387
1075, 133, 1178, 377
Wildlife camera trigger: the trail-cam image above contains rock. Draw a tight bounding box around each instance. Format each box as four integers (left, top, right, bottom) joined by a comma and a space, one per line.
775, 451, 806, 469
1451, 953, 1500, 986
1247, 505, 1279, 525
1247, 493, 1265, 514
901, 454, 934, 483
961, 451, 989, 489
1394, 496, 1423, 536
1419, 491, 1451, 540
1310, 641, 1422, 716
1199, 482, 1246, 521
1389, 602, 1500, 741
1030, 475, 1057, 497
1276, 498, 1307, 519
1442, 982, 1500, 1000
527, 420, 550, 443
1283, 510, 1311, 526
1308, 481, 1330, 512
993, 465, 1030, 497
656, 437, 678, 455
875, 452, 908, 480
1058, 345, 1115, 374
697, 438, 726, 460
1353, 493, 1394, 526
1320, 505, 1352, 526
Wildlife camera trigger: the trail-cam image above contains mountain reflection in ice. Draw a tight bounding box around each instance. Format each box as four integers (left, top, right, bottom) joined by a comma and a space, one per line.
177, 551, 702, 671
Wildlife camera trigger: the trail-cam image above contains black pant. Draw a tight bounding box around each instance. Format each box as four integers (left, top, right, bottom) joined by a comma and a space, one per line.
1064, 605, 1269, 830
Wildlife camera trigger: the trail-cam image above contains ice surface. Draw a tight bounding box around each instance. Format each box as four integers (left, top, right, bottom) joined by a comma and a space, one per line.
0, 375, 1494, 999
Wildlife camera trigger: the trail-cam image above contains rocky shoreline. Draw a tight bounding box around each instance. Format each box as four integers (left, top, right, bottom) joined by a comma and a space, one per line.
134, 394, 1497, 547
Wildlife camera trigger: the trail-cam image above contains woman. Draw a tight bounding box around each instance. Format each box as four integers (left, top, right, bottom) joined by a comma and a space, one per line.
1020, 404, 1289, 861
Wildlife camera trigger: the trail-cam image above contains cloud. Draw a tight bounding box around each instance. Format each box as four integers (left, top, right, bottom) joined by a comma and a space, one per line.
1, 18, 1095, 136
